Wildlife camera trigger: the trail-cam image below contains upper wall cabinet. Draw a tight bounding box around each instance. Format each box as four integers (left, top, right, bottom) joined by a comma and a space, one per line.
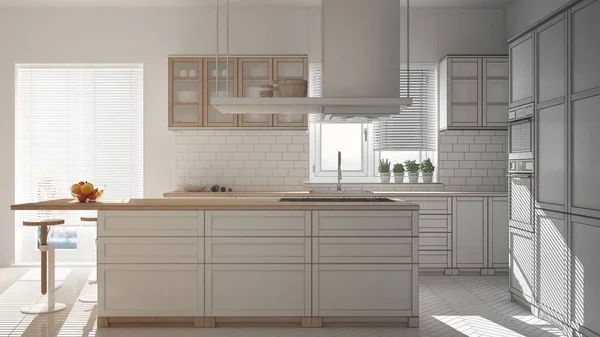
439, 55, 508, 130
571, 0, 600, 96
169, 58, 203, 127
168, 55, 308, 129
536, 14, 566, 105
510, 33, 534, 108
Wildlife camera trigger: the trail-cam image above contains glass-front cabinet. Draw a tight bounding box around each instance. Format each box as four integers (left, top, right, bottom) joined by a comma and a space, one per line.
238, 57, 272, 127
168, 55, 308, 129
204, 58, 238, 127
273, 57, 308, 127
169, 58, 202, 126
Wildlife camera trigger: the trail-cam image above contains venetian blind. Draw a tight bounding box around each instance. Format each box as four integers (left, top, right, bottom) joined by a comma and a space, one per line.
373, 67, 437, 151
15, 64, 144, 225
308, 62, 323, 122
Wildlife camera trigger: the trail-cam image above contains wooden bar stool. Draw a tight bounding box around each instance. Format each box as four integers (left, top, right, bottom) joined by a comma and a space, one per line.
21, 219, 67, 314
78, 217, 98, 303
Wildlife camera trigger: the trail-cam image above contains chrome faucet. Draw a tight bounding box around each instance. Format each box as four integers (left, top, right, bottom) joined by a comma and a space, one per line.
337, 151, 342, 191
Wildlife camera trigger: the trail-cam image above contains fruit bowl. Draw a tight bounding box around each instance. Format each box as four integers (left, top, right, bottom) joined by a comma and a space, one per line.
70, 181, 105, 203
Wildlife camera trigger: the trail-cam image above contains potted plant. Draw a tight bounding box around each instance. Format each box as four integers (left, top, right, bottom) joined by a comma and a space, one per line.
378, 158, 391, 183
420, 158, 435, 183
392, 163, 405, 183
404, 160, 420, 183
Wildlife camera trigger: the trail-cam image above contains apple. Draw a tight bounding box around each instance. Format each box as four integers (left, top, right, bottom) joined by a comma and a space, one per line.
78, 181, 85, 186
88, 190, 98, 201
76, 193, 88, 203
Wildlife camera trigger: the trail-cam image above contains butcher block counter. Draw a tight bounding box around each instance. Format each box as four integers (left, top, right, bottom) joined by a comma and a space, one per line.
10, 197, 419, 211
11, 197, 420, 329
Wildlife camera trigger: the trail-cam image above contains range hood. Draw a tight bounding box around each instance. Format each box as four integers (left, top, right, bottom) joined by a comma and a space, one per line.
211, 0, 412, 121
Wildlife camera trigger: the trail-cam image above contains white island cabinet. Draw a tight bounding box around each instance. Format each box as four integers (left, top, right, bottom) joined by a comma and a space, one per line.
74, 198, 420, 329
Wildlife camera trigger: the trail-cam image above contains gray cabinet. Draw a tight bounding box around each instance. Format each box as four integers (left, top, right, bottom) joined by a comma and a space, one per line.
536, 14, 566, 104
454, 197, 485, 269
536, 210, 569, 324
536, 103, 566, 211
509, 226, 536, 305
571, 0, 600, 96
571, 215, 600, 337
571, 95, 600, 219
439, 55, 508, 130
510, 32, 534, 108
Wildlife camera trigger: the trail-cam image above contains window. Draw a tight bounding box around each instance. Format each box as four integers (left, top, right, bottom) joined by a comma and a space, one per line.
309, 64, 437, 182
15, 64, 144, 264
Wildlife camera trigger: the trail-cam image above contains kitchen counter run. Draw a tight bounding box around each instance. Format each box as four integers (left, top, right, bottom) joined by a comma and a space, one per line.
10, 197, 419, 211
163, 191, 508, 198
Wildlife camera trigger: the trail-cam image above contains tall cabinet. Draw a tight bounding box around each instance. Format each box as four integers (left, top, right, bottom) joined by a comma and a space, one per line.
508, 1, 600, 336
439, 55, 509, 130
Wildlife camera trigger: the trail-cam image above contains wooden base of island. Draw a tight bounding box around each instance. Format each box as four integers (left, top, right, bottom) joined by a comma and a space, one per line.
97, 316, 420, 328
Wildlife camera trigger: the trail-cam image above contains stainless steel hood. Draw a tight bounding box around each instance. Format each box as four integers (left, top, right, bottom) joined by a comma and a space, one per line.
211, 0, 412, 121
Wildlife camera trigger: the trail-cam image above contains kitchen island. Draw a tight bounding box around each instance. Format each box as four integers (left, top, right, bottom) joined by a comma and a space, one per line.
11, 197, 420, 328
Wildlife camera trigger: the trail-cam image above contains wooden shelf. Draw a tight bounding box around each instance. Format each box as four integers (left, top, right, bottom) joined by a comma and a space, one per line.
174, 77, 199, 81
208, 76, 233, 80
173, 102, 199, 106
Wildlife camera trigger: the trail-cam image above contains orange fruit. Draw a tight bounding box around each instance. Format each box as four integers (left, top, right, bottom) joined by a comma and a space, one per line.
71, 183, 81, 195
81, 183, 94, 195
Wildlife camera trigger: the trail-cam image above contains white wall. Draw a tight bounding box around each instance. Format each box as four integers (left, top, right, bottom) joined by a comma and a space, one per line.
0, 6, 310, 266
0, 5, 505, 266
506, 0, 571, 39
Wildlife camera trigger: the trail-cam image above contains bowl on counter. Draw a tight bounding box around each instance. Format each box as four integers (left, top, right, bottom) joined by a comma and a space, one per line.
182, 180, 207, 192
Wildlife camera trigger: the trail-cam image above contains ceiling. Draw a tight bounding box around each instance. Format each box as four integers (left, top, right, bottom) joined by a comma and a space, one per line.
0, 0, 514, 8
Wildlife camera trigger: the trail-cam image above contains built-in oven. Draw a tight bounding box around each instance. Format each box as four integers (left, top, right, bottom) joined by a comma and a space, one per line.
507, 104, 535, 233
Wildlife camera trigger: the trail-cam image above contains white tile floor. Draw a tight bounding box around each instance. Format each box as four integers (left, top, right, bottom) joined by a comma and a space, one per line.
0, 268, 565, 337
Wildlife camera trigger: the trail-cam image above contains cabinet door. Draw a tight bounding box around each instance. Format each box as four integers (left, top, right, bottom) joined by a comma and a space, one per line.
313, 264, 417, 317
449, 58, 480, 127
536, 15, 566, 104
238, 57, 272, 127
169, 58, 202, 127
205, 264, 311, 317
509, 227, 535, 305
98, 264, 201, 317
571, 216, 600, 337
571, 0, 600, 95
489, 197, 509, 269
98, 211, 201, 237
536, 103, 566, 210
273, 57, 308, 127
510, 33, 534, 107
314, 210, 416, 237
454, 197, 485, 269
206, 210, 310, 237
483, 58, 509, 127
203, 58, 238, 127
536, 210, 569, 324
572, 95, 600, 219
98, 237, 201, 264
313, 237, 415, 264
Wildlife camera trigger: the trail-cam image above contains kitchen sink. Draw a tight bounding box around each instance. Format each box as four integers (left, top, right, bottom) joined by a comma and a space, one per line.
309, 190, 373, 194
279, 197, 395, 202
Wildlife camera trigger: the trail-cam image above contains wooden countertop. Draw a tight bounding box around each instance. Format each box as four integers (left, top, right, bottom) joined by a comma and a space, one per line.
163, 191, 508, 198
11, 197, 419, 211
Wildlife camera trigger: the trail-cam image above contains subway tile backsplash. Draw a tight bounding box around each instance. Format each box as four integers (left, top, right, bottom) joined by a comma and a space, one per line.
438, 129, 508, 192
174, 130, 309, 192
173, 129, 508, 193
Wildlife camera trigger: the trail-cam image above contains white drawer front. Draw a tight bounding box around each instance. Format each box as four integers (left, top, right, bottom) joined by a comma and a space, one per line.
314, 211, 416, 237
98, 237, 201, 264
98, 264, 201, 317
403, 198, 449, 214
206, 237, 310, 264
207, 211, 310, 237
314, 237, 415, 264
206, 264, 310, 316
419, 215, 451, 232
419, 251, 449, 267
419, 233, 450, 251
313, 264, 416, 317
98, 211, 201, 237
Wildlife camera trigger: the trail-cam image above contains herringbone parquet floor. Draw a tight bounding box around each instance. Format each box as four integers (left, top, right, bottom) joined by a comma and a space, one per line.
0, 268, 565, 337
